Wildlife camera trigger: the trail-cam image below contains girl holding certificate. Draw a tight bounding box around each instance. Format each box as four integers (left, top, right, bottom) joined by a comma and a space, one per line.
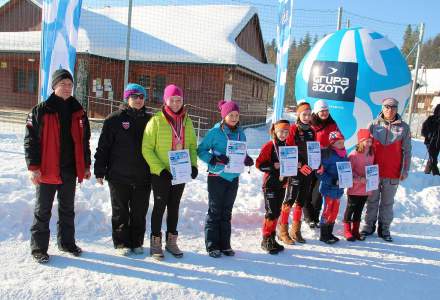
280, 102, 316, 245
343, 129, 374, 241
197, 100, 254, 258
319, 131, 349, 244
142, 84, 198, 260
256, 120, 291, 254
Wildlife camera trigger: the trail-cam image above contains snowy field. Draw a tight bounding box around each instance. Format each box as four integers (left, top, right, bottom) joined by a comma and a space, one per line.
0, 121, 439, 300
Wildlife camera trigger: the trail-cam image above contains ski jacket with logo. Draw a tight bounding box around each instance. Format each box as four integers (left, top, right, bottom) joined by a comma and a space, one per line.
94, 106, 151, 184
24, 93, 91, 184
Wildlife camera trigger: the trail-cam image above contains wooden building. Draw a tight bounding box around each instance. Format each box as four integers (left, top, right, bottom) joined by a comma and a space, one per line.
0, 0, 275, 128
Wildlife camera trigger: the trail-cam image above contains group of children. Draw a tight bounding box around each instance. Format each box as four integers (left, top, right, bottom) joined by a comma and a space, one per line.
256, 101, 375, 254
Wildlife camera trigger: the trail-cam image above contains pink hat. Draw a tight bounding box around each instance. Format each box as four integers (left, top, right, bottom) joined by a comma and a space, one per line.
163, 84, 183, 104
218, 100, 240, 119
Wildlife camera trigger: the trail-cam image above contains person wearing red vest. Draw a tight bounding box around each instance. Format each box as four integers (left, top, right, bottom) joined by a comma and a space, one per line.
361, 97, 411, 242
24, 69, 91, 263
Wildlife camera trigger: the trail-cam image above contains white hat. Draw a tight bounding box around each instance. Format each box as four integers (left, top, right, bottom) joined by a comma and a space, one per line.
313, 100, 329, 114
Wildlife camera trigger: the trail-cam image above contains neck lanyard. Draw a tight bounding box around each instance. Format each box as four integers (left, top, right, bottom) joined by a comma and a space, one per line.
272, 140, 280, 161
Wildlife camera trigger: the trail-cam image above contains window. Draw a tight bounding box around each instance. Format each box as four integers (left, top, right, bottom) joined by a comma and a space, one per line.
153, 75, 166, 102
14, 69, 38, 94
138, 75, 151, 101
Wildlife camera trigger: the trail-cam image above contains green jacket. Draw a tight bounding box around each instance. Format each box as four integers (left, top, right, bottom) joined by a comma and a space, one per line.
142, 110, 197, 175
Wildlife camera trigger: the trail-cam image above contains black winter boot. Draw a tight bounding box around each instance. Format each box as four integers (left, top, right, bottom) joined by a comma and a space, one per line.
261, 236, 279, 255
270, 232, 284, 252
378, 223, 393, 242
424, 160, 432, 174
319, 223, 330, 243
329, 223, 340, 242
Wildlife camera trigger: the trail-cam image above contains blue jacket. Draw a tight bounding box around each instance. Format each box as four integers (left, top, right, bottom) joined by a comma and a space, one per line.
197, 122, 246, 182
319, 148, 349, 199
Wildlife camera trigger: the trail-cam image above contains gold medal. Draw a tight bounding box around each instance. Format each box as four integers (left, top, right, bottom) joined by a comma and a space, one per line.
175, 143, 183, 150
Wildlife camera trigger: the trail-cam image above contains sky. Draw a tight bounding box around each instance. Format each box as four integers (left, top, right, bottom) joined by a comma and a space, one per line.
1, 0, 438, 46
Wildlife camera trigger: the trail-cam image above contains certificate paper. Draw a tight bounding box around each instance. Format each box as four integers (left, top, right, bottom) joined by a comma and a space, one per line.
365, 164, 379, 192
224, 140, 247, 174
279, 146, 298, 177
168, 150, 192, 185
307, 141, 321, 170
336, 161, 353, 188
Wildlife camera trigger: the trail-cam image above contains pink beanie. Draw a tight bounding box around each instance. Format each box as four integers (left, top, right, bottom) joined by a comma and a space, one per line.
218, 100, 240, 119
163, 84, 183, 103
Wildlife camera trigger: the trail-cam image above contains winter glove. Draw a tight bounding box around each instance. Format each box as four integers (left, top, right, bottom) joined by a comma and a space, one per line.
160, 169, 173, 181
299, 164, 312, 176
209, 154, 229, 166
191, 166, 198, 179
29, 169, 41, 185
96, 178, 104, 185
244, 155, 254, 167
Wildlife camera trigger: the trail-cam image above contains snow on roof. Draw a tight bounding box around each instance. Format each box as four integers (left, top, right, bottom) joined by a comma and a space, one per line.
412, 68, 440, 95
0, 4, 275, 81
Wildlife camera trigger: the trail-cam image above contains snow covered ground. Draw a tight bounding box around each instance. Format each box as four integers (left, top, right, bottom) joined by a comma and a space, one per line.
0, 122, 439, 299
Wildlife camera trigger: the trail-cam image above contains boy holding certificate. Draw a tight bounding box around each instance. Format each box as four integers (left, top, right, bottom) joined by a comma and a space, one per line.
256, 120, 291, 254
318, 131, 349, 244
197, 100, 253, 258
142, 84, 198, 260
279, 102, 316, 244
343, 129, 375, 241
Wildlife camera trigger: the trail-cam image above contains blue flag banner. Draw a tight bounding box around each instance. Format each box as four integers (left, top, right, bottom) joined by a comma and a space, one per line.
272, 0, 293, 123
40, 0, 83, 101
295, 28, 411, 150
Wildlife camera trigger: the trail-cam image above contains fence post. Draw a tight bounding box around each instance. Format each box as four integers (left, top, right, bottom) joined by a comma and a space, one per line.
123, 0, 133, 89
197, 116, 201, 144
336, 7, 343, 30
408, 22, 425, 130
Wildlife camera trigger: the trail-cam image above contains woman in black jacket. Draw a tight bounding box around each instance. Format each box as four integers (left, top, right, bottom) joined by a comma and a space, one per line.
422, 104, 440, 175
94, 83, 151, 255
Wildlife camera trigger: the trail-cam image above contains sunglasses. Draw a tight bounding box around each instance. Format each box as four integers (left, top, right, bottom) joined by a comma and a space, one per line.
384, 105, 397, 110
131, 94, 144, 100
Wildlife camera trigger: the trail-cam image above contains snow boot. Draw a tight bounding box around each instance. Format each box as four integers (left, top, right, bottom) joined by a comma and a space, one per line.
165, 232, 183, 258
277, 224, 295, 245
261, 235, 279, 255
132, 246, 144, 255
360, 223, 376, 238
289, 221, 306, 243
221, 249, 235, 256
270, 232, 284, 252
32, 251, 49, 264
424, 160, 432, 174
116, 246, 131, 256
320, 223, 338, 244
351, 221, 364, 241
432, 164, 440, 176
208, 250, 222, 258
150, 233, 164, 260
378, 223, 393, 242
343, 222, 355, 241
329, 223, 340, 242
58, 244, 82, 257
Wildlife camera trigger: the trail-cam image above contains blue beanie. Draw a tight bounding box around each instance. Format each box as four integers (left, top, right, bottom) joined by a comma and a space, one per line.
123, 83, 146, 102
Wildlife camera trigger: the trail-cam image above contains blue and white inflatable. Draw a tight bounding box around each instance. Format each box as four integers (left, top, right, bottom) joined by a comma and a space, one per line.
295, 27, 411, 149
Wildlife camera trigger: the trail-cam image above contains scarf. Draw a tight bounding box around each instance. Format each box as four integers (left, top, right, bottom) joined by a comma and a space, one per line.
163, 105, 186, 150
333, 147, 347, 158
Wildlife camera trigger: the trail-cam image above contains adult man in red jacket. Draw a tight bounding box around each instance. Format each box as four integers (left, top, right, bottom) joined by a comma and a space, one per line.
24, 69, 91, 263
361, 97, 411, 242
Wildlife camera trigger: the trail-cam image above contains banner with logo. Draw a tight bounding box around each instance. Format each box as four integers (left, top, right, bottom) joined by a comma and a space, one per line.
40, 0, 83, 101
272, 0, 294, 122
295, 28, 411, 150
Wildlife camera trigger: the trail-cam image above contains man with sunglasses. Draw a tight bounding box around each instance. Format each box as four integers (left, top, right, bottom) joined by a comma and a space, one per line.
94, 83, 152, 255
361, 97, 411, 242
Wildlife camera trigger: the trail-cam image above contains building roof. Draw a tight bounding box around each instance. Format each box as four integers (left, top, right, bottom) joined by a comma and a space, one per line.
0, 3, 275, 81
412, 68, 440, 95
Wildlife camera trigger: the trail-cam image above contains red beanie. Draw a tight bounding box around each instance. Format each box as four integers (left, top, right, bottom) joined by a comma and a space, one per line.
357, 129, 372, 143
328, 131, 344, 145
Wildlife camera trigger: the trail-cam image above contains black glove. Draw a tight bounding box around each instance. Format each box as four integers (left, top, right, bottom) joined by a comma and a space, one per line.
160, 169, 173, 181
191, 166, 198, 179
244, 155, 254, 167
209, 154, 229, 166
